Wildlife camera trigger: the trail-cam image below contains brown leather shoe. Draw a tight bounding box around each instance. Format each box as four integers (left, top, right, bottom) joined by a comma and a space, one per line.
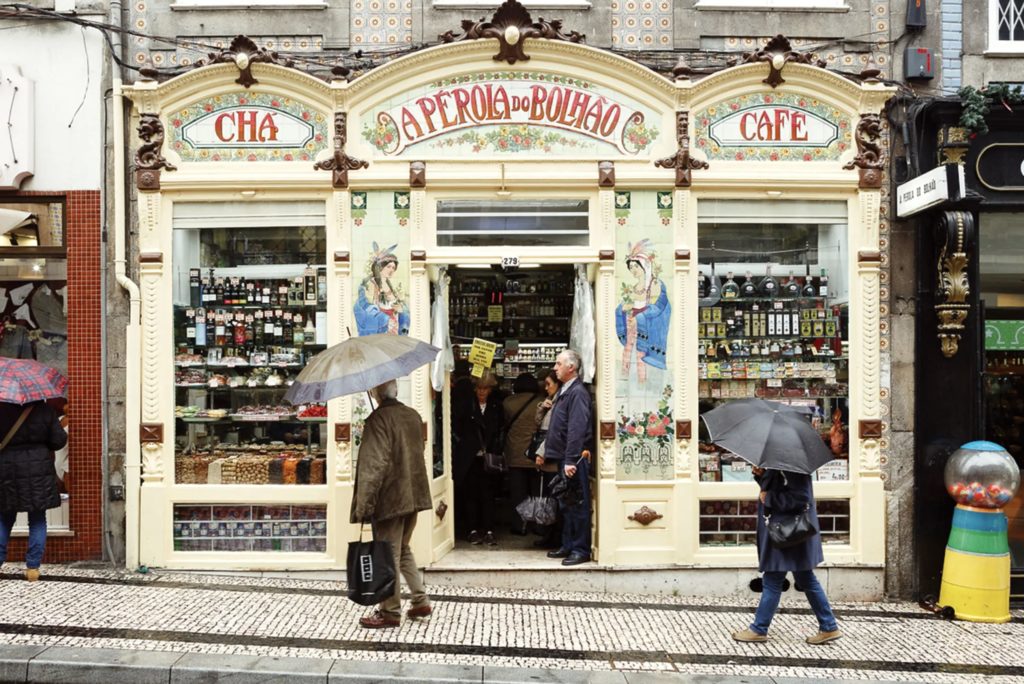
406, 604, 432, 618
25, 569, 40, 582
359, 610, 400, 629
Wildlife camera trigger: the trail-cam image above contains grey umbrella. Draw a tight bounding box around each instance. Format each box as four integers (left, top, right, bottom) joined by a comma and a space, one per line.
700, 398, 835, 474
284, 333, 440, 404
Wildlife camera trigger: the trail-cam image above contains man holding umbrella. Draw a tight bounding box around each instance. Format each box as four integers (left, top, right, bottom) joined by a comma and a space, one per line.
701, 399, 842, 645
284, 332, 440, 629
350, 379, 432, 628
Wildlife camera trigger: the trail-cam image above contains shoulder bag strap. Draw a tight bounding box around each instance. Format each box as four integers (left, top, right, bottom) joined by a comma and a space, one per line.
0, 405, 35, 452
504, 394, 536, 433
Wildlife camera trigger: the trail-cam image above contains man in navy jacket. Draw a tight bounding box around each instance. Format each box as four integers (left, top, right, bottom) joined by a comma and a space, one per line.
544, 349, 593, 566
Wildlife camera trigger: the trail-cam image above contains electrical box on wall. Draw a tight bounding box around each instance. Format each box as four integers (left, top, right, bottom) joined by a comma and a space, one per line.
906, 0, 927, 30
904, 47, 933, 80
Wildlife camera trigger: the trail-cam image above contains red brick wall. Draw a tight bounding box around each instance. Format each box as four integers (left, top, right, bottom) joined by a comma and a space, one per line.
5, 190, 104, 562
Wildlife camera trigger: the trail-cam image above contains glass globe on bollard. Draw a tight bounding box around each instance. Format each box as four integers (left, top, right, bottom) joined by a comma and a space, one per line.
939, 441, 1020, 623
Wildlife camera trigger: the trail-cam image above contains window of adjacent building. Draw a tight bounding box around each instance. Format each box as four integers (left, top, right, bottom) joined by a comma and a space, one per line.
0, 199, 69, 532
436, 199, 589, 248
991, 0, 1024, 51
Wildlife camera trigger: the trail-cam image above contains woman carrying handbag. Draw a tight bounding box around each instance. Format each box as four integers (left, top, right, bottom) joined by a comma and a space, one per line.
732, 466, 841, 645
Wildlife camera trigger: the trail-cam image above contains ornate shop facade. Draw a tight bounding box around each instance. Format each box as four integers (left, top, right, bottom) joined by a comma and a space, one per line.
120, 7, 894, 596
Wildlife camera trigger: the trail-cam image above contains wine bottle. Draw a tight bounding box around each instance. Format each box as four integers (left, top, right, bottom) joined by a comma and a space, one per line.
801, 273, 817, 298
195, 309, 207, 347
758, 265, 779, 298
721, 272, 740, 299
185, 309, 197, 343
293, 314, 306, 346
740, 270, 757, 298
304, 265, 317, 305
783, 270, 801, 298
818, 268, 829, 298
189, 269, 202, 307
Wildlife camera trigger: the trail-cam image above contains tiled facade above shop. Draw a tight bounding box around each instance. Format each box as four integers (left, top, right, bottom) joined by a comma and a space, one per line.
351, 0, 413, 47
611, 0, 673, 49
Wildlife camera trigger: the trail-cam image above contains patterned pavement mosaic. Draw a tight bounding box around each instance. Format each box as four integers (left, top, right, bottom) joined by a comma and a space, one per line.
0, 565, 1021, 682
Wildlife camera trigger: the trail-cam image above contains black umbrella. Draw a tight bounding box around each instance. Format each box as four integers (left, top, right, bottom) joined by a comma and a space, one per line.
700, 398, 834, 475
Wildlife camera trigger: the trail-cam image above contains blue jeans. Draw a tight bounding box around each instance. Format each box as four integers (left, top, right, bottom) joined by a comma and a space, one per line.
560, 457, 591, 557
750, 570, 838, 635
0, 510, 47, 569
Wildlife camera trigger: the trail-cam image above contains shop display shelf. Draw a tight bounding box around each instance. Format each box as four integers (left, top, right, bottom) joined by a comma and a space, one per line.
296, 416, 327, 423
176, 303, 325, 310
178, 416, 228, 423
230, 414, 296, 422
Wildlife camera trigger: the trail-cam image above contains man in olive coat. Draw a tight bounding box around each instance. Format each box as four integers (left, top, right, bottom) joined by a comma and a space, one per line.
350, 379, 433, 628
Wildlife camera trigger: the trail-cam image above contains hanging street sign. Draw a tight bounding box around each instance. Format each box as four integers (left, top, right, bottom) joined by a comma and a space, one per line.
896, 164, 965, 218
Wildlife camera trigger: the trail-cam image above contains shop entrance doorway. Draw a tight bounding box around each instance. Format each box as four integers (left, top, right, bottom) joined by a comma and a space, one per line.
431, 263, 595, 568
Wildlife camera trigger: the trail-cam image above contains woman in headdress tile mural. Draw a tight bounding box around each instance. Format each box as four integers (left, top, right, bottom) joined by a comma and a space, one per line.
615, 239, 670, 384
355, 241, 409, 336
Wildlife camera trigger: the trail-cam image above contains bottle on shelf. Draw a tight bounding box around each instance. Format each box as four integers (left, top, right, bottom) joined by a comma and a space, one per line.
189, 269, 202, 307
293, 313, 306, 346
740, 270, 757, 298
818, 268, 829, 298
758, 265, 779, 298
783, 270, 801, 298
195, 308, 207, 347
304, 316, 316, 344
304, 265, 317, 305
801, 271, 817, 298
698, 273, 708, 299
185, 309, 197, 343
721, 272, 740, 300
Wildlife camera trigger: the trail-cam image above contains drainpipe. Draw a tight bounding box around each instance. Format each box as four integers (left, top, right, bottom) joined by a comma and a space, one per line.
109, 0, 143, 570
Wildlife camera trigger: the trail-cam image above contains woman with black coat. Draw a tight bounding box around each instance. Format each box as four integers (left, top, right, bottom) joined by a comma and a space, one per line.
732, 466, 841, 645
452, 371, 504, 546
0, 400, 68, 581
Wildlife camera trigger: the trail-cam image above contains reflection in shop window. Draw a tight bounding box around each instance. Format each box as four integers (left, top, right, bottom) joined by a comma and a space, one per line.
696, 200, 850, 485
0, 200, 69, 531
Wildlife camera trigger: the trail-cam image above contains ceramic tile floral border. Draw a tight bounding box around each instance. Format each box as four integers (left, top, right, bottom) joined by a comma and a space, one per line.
691, 92, 852, 162
168, 92, 329, 163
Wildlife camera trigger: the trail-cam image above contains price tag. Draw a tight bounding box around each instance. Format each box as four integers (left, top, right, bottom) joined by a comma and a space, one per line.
501, 256, 520, 268
766, 378, 782, 387
468, 338, 498, 368
487, 305, 503, 322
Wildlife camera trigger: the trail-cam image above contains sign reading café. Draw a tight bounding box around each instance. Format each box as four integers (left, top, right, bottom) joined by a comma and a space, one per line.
692, 92, 852, 162
359, 71, 661, 158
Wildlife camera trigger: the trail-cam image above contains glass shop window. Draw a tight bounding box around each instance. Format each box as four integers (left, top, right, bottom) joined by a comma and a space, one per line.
696, 200, 850, 498
436, 199, 589, 248
171, 202, 329, 503
0, 199, 70, 531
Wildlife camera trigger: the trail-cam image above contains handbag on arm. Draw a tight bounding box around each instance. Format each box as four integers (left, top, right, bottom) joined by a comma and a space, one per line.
764, 473, 818, 548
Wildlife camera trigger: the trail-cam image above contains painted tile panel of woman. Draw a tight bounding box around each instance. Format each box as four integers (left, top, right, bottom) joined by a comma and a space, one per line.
615, 239, 670, 384
355, 242, 409, 336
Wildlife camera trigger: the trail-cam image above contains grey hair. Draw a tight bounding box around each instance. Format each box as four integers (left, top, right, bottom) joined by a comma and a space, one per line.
559, 349, 582, 375
372, 379, 399, 401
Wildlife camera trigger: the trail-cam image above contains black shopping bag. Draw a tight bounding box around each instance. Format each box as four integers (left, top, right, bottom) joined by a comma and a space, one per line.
346, 536, 396, 606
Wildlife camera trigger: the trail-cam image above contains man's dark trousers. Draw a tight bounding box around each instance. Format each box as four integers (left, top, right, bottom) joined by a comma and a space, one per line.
561, 457, 591, 557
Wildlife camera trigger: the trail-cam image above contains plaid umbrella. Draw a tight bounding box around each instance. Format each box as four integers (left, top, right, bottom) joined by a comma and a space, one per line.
0, 357, 69, 404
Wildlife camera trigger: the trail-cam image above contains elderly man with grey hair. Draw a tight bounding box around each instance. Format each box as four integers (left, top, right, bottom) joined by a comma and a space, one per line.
541, 349, 594, 566
350, 378, 433, 628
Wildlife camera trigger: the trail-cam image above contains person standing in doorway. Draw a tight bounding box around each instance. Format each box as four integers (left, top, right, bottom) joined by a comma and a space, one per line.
0, 400, 67, 581
732, 466, 842, 644
452, 371, 504, 546
503, 373, 544, 536
531, 370, 562, 550
350, 379, 432, 628
543, 349, 593, 566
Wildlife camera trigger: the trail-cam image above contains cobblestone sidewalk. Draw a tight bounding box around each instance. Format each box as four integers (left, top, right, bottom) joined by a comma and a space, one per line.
0, 565, 1020, 683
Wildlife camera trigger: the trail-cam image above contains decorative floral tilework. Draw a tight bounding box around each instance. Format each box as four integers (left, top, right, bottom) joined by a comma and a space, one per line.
351, 0, 413, 47
612, 0, 672, 50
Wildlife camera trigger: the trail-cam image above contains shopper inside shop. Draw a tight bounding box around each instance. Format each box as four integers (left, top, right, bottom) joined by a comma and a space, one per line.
503, 373, 545, 536
452, 370, 505, 546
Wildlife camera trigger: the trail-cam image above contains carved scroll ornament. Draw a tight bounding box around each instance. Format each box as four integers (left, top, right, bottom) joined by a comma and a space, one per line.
439, 0, 584, 65
843, 113, 885, 188
135, 113, 176, 191
736, 34, 826, 89
935, 210, 975, 358
655, 111, 709, 187
628, 506, 664, 526
192, 35, 293, 88
314, 113, 369, 189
